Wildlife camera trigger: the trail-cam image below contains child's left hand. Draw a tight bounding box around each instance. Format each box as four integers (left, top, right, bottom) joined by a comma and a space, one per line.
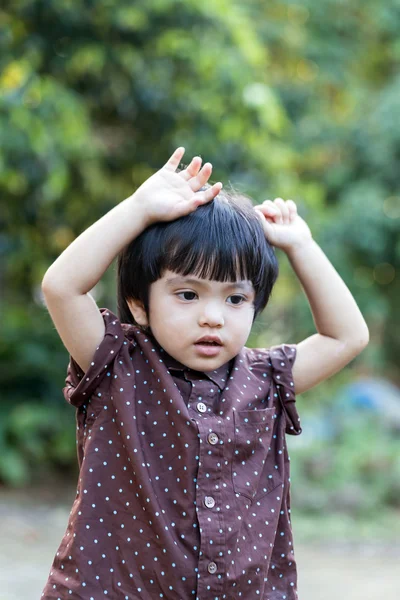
254, 198, 313, 252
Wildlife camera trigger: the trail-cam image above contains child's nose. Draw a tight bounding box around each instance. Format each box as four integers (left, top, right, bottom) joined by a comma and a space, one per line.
198, 303, 225, 327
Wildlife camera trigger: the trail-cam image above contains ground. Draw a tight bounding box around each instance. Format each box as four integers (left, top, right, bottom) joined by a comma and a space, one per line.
1, 485, 398, 600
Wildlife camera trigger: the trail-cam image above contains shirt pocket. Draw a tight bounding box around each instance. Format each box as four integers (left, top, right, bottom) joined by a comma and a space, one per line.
231, 407, 277, 501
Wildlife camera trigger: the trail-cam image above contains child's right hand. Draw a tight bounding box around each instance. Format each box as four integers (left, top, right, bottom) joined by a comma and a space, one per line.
129, 147, 223, 226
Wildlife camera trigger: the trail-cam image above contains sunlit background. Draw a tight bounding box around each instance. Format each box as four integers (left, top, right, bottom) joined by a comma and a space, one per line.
1, 1, 399, 598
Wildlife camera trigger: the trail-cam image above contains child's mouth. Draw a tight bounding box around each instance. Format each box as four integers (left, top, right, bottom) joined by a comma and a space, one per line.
194, 342, 222, 356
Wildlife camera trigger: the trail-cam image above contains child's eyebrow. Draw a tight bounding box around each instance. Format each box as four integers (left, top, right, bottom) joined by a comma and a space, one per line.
165, 276, 253, 292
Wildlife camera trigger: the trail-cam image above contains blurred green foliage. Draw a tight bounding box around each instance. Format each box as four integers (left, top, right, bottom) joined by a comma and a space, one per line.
289, 415, 400, 518
0, 0, 399, 502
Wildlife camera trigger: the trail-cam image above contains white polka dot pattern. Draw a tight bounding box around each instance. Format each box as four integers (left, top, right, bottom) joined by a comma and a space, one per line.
41, 309, 301, 600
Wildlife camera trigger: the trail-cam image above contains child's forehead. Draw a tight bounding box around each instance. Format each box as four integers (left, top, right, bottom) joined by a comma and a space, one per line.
161, 270, 254, 291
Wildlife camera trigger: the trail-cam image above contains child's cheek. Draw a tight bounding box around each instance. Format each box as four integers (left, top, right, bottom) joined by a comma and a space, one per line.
171, 312, 191, 326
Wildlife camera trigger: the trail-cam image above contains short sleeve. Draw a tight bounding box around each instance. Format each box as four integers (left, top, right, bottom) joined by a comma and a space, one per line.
63, 308, 128, 408
269, 343, 302, 436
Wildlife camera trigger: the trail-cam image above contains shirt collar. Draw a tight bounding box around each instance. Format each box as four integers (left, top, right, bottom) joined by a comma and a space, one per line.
159, 346, 231, 391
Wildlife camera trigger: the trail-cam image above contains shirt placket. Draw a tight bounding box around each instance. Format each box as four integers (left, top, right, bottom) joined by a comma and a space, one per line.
185, 373, 226, 600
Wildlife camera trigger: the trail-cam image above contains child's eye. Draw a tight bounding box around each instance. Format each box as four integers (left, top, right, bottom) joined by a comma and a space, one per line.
228, 295, 246, 305
177, 291, 197, 301
176, 292, 246, 304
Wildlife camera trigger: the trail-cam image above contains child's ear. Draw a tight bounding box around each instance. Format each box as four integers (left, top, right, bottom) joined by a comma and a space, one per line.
127, 299, 149, 327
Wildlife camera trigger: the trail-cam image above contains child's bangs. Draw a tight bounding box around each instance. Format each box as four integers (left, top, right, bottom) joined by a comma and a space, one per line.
160, 235, 256, 285
157, 203, 264, 286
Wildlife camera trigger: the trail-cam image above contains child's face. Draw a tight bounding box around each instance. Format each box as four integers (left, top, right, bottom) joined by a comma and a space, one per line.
130, 269, 256, 371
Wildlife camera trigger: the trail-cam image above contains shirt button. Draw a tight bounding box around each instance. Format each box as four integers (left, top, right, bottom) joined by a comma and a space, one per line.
208, 561, 217, 574
204, 496, 215, 509
197, 402, 207, 413
207, 432, 219, 445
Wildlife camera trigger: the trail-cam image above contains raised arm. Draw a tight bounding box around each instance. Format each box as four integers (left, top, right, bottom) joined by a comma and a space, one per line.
42, 148, 222, 373
254, 198, 369, 395
42, 199, 148, 373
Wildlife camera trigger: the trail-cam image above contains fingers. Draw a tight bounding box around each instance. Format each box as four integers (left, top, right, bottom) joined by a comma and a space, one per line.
165, 148, 208, 184
286, 199, 298, 222
180, 155, 203, 181
273, 198, 290, 223
192, 182, 223, 207
164, 147, 186, 171
176, 152, 214, 190
187, 162, 214, 191
254, 201, 282, 224
254, 198, 297, 224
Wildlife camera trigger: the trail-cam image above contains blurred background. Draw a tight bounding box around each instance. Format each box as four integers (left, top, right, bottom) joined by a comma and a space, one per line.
1, 0, 399, 598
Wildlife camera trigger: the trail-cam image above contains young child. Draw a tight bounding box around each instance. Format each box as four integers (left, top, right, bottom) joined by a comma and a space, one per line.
41, 147, 369, 600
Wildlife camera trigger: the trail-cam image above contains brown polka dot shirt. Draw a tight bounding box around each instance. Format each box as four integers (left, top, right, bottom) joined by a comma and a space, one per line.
41, 308, 302, 599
